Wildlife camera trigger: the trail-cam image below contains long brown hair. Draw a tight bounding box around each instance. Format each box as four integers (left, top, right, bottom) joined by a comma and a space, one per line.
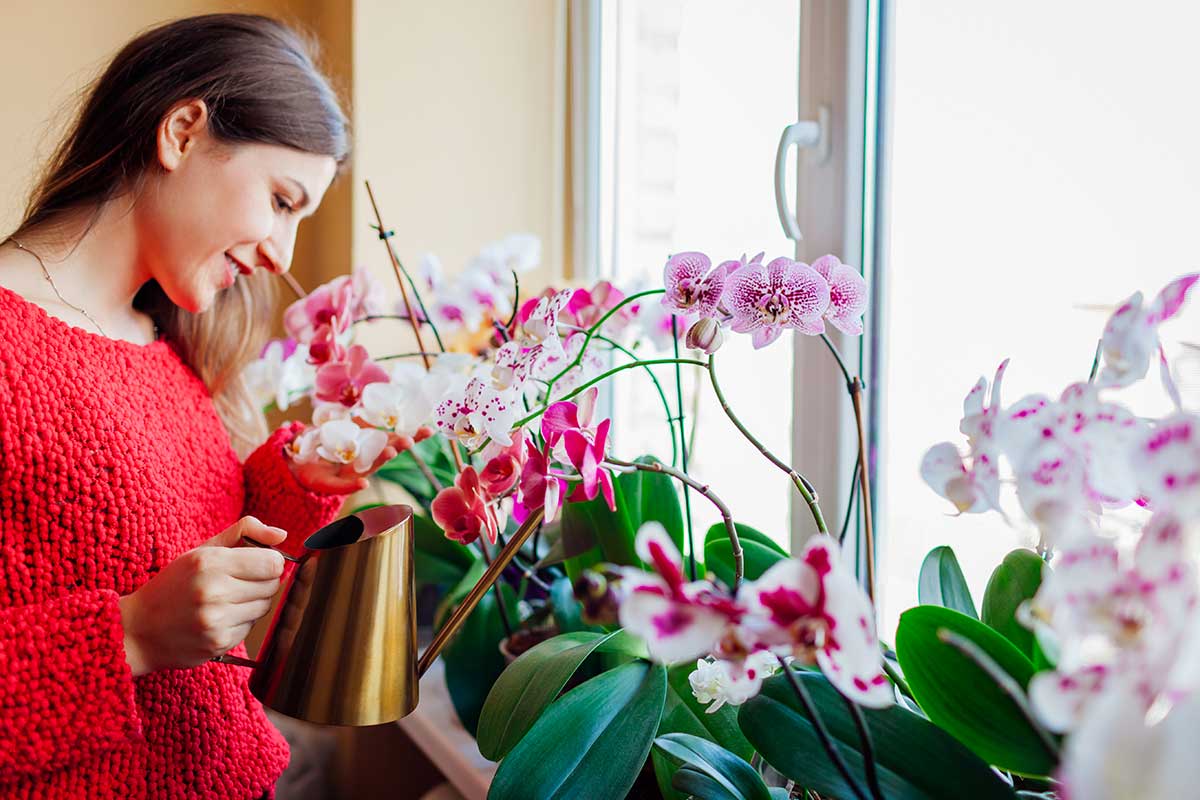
7, 13, 350, 457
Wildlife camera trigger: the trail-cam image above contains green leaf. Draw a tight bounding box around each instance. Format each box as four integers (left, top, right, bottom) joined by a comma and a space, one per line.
739, 669, 1017, 800
654, 733, 771, 800
672, 766, 739, 800
617, 455, 686, 554
660, 662, 754, 762
895, 605, 1055, 777
703, 523, 786, 590
436, 560, 517, 736
982, 549, 1046, 660
488, 661, 668, 800
919, 546, 979, 619
477, 631, 620, 760
413, 513, 476, 589
652, 748, 690, 800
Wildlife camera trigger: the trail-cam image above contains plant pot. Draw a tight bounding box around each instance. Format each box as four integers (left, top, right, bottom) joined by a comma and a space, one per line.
498, 625, 559, 664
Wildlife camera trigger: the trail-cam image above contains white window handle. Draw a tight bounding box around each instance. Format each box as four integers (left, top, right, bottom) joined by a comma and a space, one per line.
774, 105, 831, 241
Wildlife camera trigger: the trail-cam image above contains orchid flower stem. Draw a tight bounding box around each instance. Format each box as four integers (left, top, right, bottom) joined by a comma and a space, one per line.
706, 355, 828, 534
560, 325, 679, 469
376, 352, 445, 362
839, 452, 861, 544
542, 288, 666, 399
816, 334, 876, 601
505, 270, 520, 330
840, 694, 885, 800
1088, 338, 1103, 383
407, 448, 444, 493
671, 315, 698, 583
776, 659, 870, 800
506, 358, 708, 433
937, 628, 1061, 760
280, 272, 307, 300
605, 455, 742, 590
477, 538, 515, 637
364, 225, 446, 354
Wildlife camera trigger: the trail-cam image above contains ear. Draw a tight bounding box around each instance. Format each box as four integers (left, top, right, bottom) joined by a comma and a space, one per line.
156, 99, 209, 172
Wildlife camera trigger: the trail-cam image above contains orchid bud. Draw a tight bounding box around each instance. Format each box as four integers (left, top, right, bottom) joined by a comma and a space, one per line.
573, 566, 622, 626
685, 317, 725, 354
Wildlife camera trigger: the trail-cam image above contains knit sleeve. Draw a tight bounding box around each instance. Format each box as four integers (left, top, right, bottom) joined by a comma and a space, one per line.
0, 588, 142, 781
242, 421, 349, 558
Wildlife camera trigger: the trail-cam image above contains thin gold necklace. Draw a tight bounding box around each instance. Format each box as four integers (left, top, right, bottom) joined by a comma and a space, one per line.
8, 237, 110, 338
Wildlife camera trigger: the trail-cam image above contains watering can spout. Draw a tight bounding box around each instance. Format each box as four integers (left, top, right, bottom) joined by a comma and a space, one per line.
217, 503, 546, 727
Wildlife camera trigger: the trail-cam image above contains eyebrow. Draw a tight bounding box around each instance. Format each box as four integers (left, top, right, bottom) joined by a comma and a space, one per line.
284, 177, 312, 210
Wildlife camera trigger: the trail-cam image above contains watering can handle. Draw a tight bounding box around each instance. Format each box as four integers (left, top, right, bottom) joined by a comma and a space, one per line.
210, 535, 305, 668
415, 507, 546, 678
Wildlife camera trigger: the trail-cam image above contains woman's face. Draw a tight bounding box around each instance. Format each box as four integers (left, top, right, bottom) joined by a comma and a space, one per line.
137, 99, 338, 313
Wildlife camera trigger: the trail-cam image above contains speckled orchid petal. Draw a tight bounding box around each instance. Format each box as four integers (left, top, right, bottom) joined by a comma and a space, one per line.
811, 255, 868, 336
1030, 664, 1112, 733
919, 442, 988, 513
722, 257, 831, 348
434, 377, 519, 448
662, 251, 726, 318
1132, 412, 1200, 516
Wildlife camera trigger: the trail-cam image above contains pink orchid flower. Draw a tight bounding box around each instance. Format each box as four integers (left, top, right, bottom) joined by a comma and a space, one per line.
1097, 273, 1199, 391
733, 535, 892, 708
566, 280, 636, 333
284, 275, 357, 343
662, 251, 727, 319
541, 386, 600, 452
431, 466, 499, 546
810, 255, 868, 336
514, 439, 567, 524
563, 418, 615, 510
717, 251, 765, 275
479, 432, 525, 496
722, 256, 831, 348
307, 321, 348, 365
314, 344, 389, 407
617, 523, 746, 664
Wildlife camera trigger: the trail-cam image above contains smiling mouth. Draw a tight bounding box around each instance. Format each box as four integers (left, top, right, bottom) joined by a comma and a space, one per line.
225, 253, 254, 276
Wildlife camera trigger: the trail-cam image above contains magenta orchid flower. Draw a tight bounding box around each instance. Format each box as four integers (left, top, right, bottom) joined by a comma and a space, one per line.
284, 275, 357, 343
662, 251, 727, 319
514, 439, 566, 524
566, 280, 635, 333
722, 256, 831, 348
563, 418, 615, 509
810, 255, 868, 336
314, 344, 389, 407
733, 535, 892, 708
617, 523, 745, 664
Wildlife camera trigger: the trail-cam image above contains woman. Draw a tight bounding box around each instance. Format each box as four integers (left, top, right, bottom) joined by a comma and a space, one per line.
0, 14, 399, 799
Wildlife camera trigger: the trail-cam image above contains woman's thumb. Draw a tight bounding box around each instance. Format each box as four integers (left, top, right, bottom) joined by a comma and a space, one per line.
205, 516, 288, 548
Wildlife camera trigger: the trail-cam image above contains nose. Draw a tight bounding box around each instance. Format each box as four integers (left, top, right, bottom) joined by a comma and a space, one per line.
258, 234, 294, 275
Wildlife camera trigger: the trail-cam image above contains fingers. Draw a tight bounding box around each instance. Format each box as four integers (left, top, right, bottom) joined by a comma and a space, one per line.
222, 576, 283, 604
225, 548, 286, 581
204, 516, 288, 549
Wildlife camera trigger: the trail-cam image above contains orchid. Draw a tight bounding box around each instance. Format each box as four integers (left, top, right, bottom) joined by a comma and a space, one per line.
687, 650, 781, 714
722, 256, 831, 348
1096, 273, 1198, 391
313, 418, 390, 474
661, 251, 727, 319
514, 439, 566, 524
283, 273, 357, 343
810, 254, 869, 336
432, 466, 499, 546
434, 376, 519, 448
245, 337, 314, 412
314, 344, 390, 407
616, 523, 745, 664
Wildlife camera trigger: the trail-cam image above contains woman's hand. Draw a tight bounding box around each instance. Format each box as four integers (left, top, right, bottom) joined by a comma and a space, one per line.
287, 423, 415, 495
118, 516, 288, 676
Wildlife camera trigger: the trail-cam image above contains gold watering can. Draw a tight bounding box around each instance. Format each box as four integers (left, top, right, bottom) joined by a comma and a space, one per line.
214, 503, 545, 726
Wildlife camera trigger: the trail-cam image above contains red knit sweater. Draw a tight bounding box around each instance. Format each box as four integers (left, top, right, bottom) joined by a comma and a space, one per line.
0, 284, 348, 799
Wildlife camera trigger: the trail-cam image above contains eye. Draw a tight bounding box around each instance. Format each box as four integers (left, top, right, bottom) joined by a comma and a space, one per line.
273, 193, 296, 214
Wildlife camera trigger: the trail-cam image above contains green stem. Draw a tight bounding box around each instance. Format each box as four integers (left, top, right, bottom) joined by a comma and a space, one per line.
511, 358, 707, 432
1088, 338, 1103, 383
777, 660, 869, 800
707, 355, 828, 534
369, 223, 446, 352
840, 694, 885, 800
543, 288, 665, 400
564, 327, 679, 469
671, 315, 697, 582
606, 455, 741, 590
